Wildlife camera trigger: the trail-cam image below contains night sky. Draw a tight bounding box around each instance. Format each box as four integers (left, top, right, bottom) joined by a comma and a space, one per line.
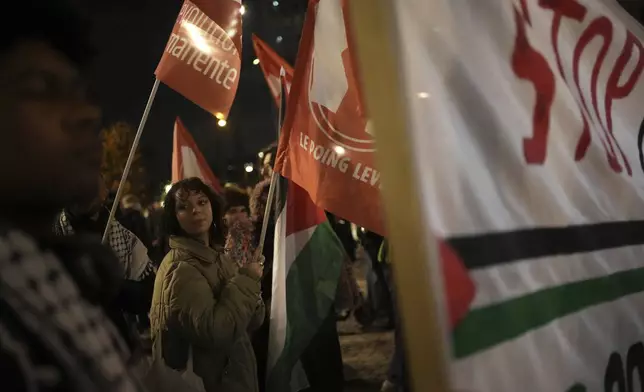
84, 0, 306, 192
83, 0, 642, 195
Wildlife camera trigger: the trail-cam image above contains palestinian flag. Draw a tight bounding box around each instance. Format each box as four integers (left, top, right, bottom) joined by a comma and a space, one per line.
266, 176, 345, 392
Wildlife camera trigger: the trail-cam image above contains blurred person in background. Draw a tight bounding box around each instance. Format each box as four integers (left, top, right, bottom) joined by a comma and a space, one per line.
121, 193, 153, 250
352, 225, 393, 329
0, 0, 142, 389
378, 240, 408, 392
259, 143, 278, 181
146, 200, 166, 265
328, 214, 357, 262
150, 177, 265, 392
223, 184, 250, 227
54, 176, 156, 350
326, 214, 361, 320
248, 178, 273, 392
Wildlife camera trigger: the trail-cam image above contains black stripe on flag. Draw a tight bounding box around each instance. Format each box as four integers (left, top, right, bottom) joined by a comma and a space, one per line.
448, 220, 644, 269
273, 175, 288, 220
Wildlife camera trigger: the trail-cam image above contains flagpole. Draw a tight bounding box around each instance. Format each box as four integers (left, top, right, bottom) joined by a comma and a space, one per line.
349, 1, 452, 392
101, 78, 161, 244
256, 71, 285, 256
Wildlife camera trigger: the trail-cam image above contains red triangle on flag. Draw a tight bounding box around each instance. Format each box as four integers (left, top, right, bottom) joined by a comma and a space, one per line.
172, 117, 223, 193
252, 34, 294, 107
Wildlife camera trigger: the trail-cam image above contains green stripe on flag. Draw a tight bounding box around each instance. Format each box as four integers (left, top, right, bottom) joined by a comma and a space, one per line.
267, 221, 345, 391
453, 266, 644, 359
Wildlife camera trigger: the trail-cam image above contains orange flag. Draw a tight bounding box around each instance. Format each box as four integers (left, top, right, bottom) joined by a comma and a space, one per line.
275, 0, 474, 326
172, 118, 223, 193
252, 34, 294, 107
156, 0, 242, 119
275, 0, 379, 233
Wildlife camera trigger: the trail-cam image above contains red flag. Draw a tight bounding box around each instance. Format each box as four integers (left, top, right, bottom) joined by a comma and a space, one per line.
172, 118, 223, 193
275, 0, 380, 233
156, 0, 242, 119
252, 34, 294, 107
275, 0, 474, 326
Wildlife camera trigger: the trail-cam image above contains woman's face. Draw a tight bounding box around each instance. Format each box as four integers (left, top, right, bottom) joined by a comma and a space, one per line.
174, 190, 213, 237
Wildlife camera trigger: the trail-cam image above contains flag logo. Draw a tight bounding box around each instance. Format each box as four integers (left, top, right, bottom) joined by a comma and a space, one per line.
307, 0, 374, 153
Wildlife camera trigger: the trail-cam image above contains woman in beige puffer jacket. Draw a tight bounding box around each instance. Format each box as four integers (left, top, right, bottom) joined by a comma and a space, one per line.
150, 178, 265, 392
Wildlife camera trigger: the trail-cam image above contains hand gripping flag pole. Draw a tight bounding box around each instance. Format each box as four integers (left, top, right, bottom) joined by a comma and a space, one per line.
255, 67, 286, 258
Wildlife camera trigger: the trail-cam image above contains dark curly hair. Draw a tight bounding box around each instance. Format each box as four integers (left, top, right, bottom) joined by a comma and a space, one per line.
250, 178, 271, 221
162, 177, 225, 245
223, 184, 249, 213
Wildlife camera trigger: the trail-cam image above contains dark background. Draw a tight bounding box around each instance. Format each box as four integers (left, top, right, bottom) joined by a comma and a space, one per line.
83, 0, 643, 198
85, 0, 307, 193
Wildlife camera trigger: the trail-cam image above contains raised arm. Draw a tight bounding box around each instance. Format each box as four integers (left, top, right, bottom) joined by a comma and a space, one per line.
167, 262, 261, 349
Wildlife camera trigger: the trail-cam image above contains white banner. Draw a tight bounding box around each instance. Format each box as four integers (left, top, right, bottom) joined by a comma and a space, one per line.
391, 0, 644, 390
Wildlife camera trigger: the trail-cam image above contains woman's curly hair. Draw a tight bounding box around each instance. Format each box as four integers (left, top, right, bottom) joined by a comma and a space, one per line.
249, 178, 272, 221
162, 177, 225, 245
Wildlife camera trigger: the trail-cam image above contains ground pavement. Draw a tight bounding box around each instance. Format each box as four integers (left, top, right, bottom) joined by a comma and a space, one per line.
340, 253, 394, 392
340, 316, 394, 392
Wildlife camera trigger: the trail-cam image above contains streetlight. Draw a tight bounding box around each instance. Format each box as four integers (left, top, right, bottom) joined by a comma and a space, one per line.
276, 35, 283, 43
258, 151, 265, 159
272, 0, 279, 6
253, 58, 260, 65
244, 163, 254, 173
217, 119, 227, 127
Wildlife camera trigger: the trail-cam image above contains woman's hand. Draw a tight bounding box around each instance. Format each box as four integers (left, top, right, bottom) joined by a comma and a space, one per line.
246, 262, 264, 280
246, 255, 265, 279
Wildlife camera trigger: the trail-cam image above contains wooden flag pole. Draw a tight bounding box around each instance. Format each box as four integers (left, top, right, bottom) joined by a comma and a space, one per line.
348, 1, 452, 391
102, 78, 161, 244
256, 69, 285, 257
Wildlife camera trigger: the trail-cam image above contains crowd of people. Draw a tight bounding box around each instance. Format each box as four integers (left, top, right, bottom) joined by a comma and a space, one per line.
0, 1, 407, 391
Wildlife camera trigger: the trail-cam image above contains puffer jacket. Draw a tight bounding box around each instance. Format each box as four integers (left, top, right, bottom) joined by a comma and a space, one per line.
150, 236, 265, 392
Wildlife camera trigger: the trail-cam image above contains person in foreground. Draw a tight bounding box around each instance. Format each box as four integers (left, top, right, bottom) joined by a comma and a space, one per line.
54, 176, 156, 353
0, 1, 143, 390
150, 177, 265, 392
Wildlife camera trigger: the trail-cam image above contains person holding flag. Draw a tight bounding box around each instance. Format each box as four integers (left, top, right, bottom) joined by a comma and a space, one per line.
150, 177, 266, 392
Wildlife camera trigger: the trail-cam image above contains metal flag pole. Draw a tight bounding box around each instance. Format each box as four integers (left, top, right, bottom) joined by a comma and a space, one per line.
349, 0, 452, 391
256, 68, 286, 257
101, 78, 161, 244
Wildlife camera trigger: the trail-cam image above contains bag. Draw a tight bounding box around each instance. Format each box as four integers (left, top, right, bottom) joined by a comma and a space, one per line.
144, 341, 206, 392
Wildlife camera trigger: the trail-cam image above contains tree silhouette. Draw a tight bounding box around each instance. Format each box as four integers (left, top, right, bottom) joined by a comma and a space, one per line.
100, 122, 150, 205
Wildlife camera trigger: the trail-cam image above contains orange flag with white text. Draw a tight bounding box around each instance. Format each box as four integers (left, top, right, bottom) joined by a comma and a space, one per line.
172, 118, 223, 193
275, 0, 379, 233
252, 34, 294, 107
275, 0, 474, 327
156, 0, 243, 119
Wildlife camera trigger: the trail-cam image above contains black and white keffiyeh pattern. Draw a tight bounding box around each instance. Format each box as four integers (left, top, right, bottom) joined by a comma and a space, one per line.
56, 211, 155, 281
0, 229, 142, 391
